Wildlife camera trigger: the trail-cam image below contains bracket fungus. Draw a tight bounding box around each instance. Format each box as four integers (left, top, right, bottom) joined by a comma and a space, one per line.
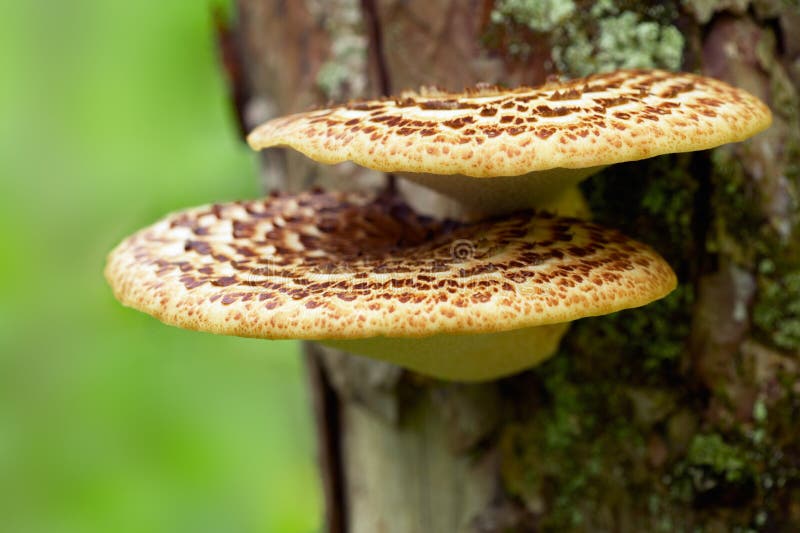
106, 190, 676, 381
107, 69, 771, 381
248, 69, 771, 216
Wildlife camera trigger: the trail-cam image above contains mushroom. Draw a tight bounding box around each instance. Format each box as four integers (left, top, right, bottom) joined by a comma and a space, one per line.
108, 69, 771, 381
105, 190, 676, 381
248, 69, 772, 216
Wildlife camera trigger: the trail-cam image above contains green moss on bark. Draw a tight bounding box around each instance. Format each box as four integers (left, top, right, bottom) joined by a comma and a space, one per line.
487, 4, 800, 530
490, 0, 576, 33
686, 434, 751, 482
499, 135, 800, 530
500, 154, 700, 528
554, 8, 684, 76
501, 357, 652, 530
753, 270, 800, 350
708, 28, 800, 352
307, 0, 368, 100
486, 0, 684, 76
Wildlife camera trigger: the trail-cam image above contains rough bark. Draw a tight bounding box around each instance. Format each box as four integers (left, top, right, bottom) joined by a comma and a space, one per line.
224, 1, 800, 531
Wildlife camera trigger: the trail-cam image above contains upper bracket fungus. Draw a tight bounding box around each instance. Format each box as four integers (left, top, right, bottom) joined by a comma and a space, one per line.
106, 190, 675, 381
248, 69, 771, 216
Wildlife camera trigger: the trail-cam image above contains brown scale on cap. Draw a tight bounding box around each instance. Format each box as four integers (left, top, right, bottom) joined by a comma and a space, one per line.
105, 190, 676, 341
248, 69, 772, 178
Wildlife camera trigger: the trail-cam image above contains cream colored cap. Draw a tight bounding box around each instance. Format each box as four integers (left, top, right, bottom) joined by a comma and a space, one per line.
247, 69, 772, 178
106, 190, 676, 341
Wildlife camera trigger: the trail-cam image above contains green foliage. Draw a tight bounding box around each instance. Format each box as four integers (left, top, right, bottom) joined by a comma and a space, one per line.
0, 2, 318, 532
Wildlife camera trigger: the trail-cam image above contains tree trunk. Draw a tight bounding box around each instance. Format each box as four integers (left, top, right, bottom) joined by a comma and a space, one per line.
223, 1, 800, 531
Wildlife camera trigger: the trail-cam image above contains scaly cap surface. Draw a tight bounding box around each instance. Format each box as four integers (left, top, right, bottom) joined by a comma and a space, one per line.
105, 190, 676, 341
248, 69, 771, 178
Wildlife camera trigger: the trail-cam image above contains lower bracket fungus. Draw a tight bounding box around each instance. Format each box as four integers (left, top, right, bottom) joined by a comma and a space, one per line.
106, 189, 676, 381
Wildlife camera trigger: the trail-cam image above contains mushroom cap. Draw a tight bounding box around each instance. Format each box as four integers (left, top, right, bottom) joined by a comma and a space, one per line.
247, 69, 771, 178
105, 190, 676, 342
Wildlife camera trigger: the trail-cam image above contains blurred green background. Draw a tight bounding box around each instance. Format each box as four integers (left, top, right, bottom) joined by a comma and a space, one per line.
0, 1, 320, 532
